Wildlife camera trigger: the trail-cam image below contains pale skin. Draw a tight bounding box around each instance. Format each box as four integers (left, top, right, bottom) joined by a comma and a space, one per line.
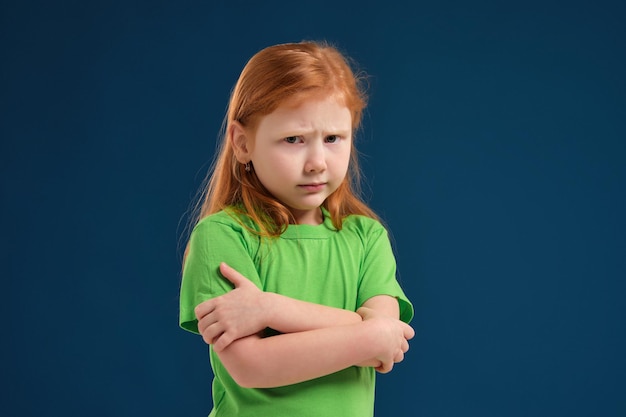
195, 263, 415, 388
231, 94, 353, 225
193, 95, 414, 388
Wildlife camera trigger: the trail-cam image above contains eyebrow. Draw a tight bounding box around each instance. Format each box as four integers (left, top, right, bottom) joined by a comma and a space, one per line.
277, 128, 352, 137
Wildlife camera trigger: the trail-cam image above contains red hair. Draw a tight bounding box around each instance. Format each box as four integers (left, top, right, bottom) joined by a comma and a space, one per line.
188, 41, 378, 241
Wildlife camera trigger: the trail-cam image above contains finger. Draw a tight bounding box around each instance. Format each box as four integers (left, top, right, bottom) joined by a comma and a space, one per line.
393, 350, 405, 363
201, 325, 224, 346
402, 323, 415, 340
194, 299, 216, 320
376, 360, 394, 374
197, 313, 219, 334
219, 262, 249, 288
200, 322, 224, 345
401, 338, 409, 353
372, 359, 383, 369
213, 332, 235, 352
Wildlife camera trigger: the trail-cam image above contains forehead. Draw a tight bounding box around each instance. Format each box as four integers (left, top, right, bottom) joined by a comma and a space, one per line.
256, 94, 352, 135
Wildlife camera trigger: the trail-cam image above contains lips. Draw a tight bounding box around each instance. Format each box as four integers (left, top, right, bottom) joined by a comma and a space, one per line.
298, 183, 326, 192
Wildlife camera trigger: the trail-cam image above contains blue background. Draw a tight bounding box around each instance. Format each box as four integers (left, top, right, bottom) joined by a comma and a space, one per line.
2, 1, 625, 416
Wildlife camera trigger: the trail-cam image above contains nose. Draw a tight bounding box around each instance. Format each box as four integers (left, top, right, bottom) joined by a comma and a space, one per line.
304, 141, 326, 173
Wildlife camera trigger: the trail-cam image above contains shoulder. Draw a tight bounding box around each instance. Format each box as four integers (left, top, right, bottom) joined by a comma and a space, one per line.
341, 214, 387, 236
185, 208, 263, 263
191, 207, 261, 240
338, 214, 389, 246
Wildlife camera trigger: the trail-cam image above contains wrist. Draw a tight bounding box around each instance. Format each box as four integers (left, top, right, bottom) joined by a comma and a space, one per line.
359, 317, 389, 356
263, 292, 280, 329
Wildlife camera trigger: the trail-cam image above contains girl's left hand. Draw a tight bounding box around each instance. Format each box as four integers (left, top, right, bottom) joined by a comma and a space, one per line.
195, 262, 269, 351
355, 306, 413, 373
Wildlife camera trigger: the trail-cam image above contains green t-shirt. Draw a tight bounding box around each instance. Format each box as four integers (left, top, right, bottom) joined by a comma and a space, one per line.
179, 207, 413, 417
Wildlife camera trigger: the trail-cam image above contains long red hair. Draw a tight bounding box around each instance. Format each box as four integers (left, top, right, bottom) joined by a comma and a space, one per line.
186, 41, 378, 245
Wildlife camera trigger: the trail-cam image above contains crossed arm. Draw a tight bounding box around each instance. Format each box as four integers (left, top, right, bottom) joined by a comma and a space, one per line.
194, 263, 414, 388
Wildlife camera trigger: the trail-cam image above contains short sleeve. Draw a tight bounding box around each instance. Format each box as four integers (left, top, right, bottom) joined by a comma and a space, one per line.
179, 213, 262, 334
356, 223, 414, 323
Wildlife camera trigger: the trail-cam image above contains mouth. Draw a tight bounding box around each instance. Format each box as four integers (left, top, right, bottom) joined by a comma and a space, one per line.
298, 183, 327, 192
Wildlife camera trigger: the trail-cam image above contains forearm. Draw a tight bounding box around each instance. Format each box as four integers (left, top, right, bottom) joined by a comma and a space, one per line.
217, 320, 383, 388
261, 294, 400, 334
263, 292, 362, 333
196, 263, 363, 346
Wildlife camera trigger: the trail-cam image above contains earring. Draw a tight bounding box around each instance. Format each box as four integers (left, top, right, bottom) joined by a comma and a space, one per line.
244, 162, 251, 172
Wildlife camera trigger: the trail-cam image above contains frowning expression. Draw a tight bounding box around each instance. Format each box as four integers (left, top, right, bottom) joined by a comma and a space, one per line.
247, 95, 352, 225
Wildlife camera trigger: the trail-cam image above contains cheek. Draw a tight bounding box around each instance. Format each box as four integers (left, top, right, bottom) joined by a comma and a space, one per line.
257, 153, 291, 173
253, 153, 292, 185
336, 147, 352, 172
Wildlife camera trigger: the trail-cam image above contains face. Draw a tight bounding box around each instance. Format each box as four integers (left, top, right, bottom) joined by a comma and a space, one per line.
245, 95, 352, 225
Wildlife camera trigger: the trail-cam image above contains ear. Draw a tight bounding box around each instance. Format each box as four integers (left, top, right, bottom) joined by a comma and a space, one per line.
230, 121, 252, 163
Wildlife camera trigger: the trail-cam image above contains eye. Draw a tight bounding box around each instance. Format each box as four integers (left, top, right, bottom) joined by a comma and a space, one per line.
325, 135, 340, 143
284, 136, 302, 144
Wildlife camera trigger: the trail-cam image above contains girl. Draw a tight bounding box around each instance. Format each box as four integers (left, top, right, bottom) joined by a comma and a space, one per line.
179, 41, 414, 417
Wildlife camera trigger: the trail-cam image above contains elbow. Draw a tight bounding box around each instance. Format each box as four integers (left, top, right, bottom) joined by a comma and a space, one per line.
218, 353, 256, 388
225, 362, 274, 389
225, 357, 277, 388
215, 337, 272, 389
229, 370, 256, 389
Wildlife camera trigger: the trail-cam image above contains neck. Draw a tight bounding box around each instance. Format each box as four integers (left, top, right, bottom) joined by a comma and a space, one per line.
290, 207, 323, 225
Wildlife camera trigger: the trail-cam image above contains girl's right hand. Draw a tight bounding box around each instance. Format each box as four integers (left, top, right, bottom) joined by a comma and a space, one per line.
356, 306, 414, 373
195, 263, 269, 351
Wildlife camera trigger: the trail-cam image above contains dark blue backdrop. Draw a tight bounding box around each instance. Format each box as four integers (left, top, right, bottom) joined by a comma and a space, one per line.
2, 1, 625, 416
